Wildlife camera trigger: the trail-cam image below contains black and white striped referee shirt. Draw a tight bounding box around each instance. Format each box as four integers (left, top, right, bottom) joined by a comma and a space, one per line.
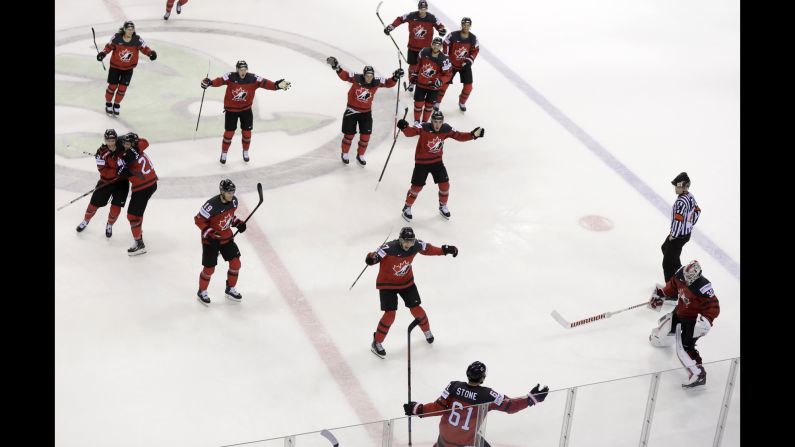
670, 192, 701, 237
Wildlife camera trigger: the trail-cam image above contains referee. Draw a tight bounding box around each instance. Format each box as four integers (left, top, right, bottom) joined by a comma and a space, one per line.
662, 172, 701, 283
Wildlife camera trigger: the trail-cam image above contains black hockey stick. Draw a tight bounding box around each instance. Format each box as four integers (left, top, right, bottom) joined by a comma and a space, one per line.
376, 1, 408, 64
91, 27, 106, 71
407, 318, 421, 446
195, 60, 210, 136
320, 429, 339, 446
375, 107, 409, 190
232, 182, 264, 237
349, 226, 394, 290
393, 58, 402, 140
57, 179, 120, 211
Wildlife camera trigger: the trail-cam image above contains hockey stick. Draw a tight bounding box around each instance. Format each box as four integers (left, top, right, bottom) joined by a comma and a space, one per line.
320, 429, 339, 446
393, 58, 402, 140
376, 1, 409, 64
195, 60, 211, 136
56, 179, 120, 211
551, 301, 648, 329
231, 182, 264, 237
91, 27, 106, 71
349, 226, 394, 290
375, 107, 409, 190
407, 318, 421, 446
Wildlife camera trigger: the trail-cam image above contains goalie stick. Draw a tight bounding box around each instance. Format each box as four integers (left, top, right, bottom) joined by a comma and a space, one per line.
320, 429, 339, 446
551, 301, 648, 329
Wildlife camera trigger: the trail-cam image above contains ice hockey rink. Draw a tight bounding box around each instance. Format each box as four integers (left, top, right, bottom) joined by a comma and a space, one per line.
55, 0, 740, 446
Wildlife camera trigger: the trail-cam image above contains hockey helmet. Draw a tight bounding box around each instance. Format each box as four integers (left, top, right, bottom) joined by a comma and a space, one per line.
363, 65, 375, 76
431, 110, 444, 122
431, 37, 443, 46
461, 17, 472, 26
220, 178, 236, 193
466, 361, 487, 383
104, 129, 118, 140
399, 226, 416, 242
671, 172, 691, 188
236, 60, 248, 70
123, 20, 135, 30
418, 1, 429, 10
682, 260, 702, 285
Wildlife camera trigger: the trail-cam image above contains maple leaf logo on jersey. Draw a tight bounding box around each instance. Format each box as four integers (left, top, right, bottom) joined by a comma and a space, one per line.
412, 25, 427, 39
454, 47, 469, 60
420, 63, 436, 79
355, 87, 372, 102
218, 213, 234, 231
119, 49, 133, 62
393, 260, 412, 277
426, 136, 443, 153
678, 288, 690, 307
231, 87, 248, 101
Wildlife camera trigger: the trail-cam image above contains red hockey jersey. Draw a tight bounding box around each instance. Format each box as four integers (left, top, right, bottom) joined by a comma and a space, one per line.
661, 267, 721, 323
443, 31, 480, 70
116, 138, 158, 192
336, 69, 397, 113
401, 122, 474, 165
102, 33, 154, 70
94, 144, 122, 182
194, 195, 240, 246
411, 48, 452, 90
391, 11, 446, 52
209, 72, 280, 113
369, 239, 444, 289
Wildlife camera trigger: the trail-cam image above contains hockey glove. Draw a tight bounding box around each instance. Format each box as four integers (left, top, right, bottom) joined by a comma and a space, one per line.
403, 401, 423, 416
527, 384, 549, 406
232, 217, 247, 233
471, 127, 484, 139
393, 68, 405, 80
432, 78, 442, 89
276, 79, 291, 90
384, 25, 394, 35
365, 252, 381, 266
149, 50, 157, 61
648, 296, 664, 311
438, 28, 447, 37
397, 119, 409, 130
326, 56, 339, 70
201, 78, 212, 89
442, 245, 458, 257
96, 52, 106, 61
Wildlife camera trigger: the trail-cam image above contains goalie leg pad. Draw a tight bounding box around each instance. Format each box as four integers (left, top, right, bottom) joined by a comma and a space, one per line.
649, 312, 674, 347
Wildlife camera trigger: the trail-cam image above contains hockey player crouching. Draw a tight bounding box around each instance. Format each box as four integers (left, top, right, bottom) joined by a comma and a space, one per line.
648, 260, 720, 388
194, 179, 247, 305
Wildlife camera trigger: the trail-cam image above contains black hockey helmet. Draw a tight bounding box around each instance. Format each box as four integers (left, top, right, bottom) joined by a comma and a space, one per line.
418, 1, 429, 10
104, 129, 118, 140
121, 132, 139, 146
431, 110, 444, 122
399, 226, 416, 241
236, 60, 248, 70
220, 178, 236, 193
363, 65, 375, 76
671, 172, 691, 188
461, 17, 472, 26
466, 361, 487, 383
123, 20, 135, 29
432, 37, 443, 46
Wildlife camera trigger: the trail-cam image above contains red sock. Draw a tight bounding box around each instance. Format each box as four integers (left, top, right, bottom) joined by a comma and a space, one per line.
241, 130, 251, 150
413, 101, 423, 122
114, 84, 127, 103
166, 0, 176, 11
421, 102, 434, 122
408, 64, 417, 82
222, 130, 234, 153
410, 305, 430, 332
438, 182, 449, 205
199, 266, 215, 291
437, 81, 450, 104
127, 214, 143, 240
227, 257, 241, 287
357, 133, 371, 156
105, 84, 118, 103
83, 203, 99, 222
405, 185, 423, 206
341, 133, 354, 153
459, 83, 473, 105
107, 204, 121, 225
374, 310, 396, 343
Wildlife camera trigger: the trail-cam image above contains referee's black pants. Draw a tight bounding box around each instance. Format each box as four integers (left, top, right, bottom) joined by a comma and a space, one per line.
661, 233, 691, 282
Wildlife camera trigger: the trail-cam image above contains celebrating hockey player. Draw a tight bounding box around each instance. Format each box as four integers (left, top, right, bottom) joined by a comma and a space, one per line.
439, 17, 479, 111
404, 361, 549, 446
97, 21, 157, 117
365, 227, 457, 358
75, 129, 130, 238
163, 0, 188, 20
384, 0, 446, 92
201, 61, 291, 164
648, 260, 720, 388
396, 110, 484, 221
193, 179, 247, 306
326, 56, 402, 166
409, 37, 452, 125
115, 132, 158, 256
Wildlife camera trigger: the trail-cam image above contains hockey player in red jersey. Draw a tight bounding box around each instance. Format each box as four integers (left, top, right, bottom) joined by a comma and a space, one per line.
193, 179, 247, 305
648, 260, 720, 388
201, 61, 291, 164
439, 17, 479, 112
365, 227, 457, 358
404, 361, 549, 447
326, 57, 402, 166
396, 110, 484, 221
75, 129, 130, 238
410, 37, 452, 125
163, 0, 188, 20
97, 21, 157, 117
384, 0, 446, 92
115, 132, 158, 256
